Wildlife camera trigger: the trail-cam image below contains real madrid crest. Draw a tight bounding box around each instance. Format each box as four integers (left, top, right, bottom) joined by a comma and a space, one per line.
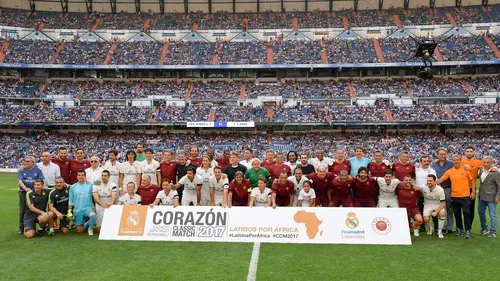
345, 212, 359, 229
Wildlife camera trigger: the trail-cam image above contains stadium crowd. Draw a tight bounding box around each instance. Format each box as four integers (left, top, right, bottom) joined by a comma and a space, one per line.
55, 41, 112, 65
2, 6, 500, 30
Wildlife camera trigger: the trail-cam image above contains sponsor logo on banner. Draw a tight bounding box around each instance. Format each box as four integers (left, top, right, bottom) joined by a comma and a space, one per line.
341, 212, 365, 240
119, 206, 148, 236
372, 217, 392, 235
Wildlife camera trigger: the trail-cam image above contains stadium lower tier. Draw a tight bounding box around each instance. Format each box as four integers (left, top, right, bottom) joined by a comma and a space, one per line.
2, 131, 498, 169
1, 76, 499, 99
1, 35, 499, 65
0, 104, 498, 123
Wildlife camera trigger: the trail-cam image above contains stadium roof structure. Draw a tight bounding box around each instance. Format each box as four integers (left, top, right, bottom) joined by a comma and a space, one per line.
16, 0, 490, 15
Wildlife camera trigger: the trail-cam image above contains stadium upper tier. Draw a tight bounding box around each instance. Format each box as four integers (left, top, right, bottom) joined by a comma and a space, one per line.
1, 6, 500, 30
1, 77, 499, 99
1, 35, 499, 65
0, 103, 498, 124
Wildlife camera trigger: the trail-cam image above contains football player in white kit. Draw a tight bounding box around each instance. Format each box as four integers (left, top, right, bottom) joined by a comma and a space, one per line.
416, 174, 446, 238
196, 156, 214, 206
150, 180, 179, 207
92, 170, 117, 233
298, 180, 316, 207
249, 177, 271, 207
174, 167, 202, 206
209, 166, 229, 207
140, 148, 161, 186
119, 150, 142, 194
118, 182, 142, 205
103, 150, 122, 189
375, 169, 401, 208
288, 167, 310, 206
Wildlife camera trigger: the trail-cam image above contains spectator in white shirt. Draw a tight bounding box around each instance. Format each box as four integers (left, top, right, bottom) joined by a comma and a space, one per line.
38, 151, 61, 188
85, 156, 103, 184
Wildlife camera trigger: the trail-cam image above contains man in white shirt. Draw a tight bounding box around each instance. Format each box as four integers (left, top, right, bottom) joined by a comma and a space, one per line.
375, 170, 401, 208
288, 167, 310, 207
37, 151, 61, 188
150, 181, 179, 207
209, 167, 229, 207
415, 155, 437, 233
239, 149, 258, 169
309, 150, 333, 172
197, 156, 214, 206
174, 167, 203, 206
103, 150, 122, 190
85, 156, 103, 184
92, 170, 117, 233
285, 151, 299, 173
118, 182, 142, 205
140, 148, 161, 186
119, 150, 142, 194
416, 174, 446, 238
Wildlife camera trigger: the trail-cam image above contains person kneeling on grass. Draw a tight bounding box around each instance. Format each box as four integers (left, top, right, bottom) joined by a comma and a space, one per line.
92, 170, 117, 234
48, 177, 70, 235
68, 170, 96, 236
150, 180, 179, 208
415, 175, 446, 239
24, 179, 49, 239
396, 174, 423, 237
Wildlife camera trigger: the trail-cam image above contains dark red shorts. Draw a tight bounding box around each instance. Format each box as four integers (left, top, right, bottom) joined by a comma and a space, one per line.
315, 195, 330, 207
331, 197, 353, 207
353, 198, 376, 207
406, 207, 421, 219
276, 196, 290, 207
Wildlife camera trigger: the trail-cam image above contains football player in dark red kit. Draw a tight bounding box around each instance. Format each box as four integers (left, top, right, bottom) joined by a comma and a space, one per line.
330, 170, 354, 207
392, 151, 416, 181
188, 146, 202, 167
52, 146, 71, 184
308, 166, 335, 207
159, 150, 178, 183
271, 172, 295, 207
228, 171, 251, 207
352, 167, 377, 207
69, 149, 91, 185
329, 149, 351, 177
216, 150, 231, 171
396, 174, 423, 237
261, 149, 276, 171
268, 153, 292, 180
368, 151, 391, 178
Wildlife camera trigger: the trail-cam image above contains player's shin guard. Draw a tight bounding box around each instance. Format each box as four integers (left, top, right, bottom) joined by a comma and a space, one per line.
438, 218, 445, 231
413, 221, 422, 230
426, 223, 431, 231
88, 213, 96, 230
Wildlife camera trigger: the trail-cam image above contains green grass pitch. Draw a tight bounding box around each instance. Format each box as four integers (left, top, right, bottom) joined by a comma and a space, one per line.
0, 172, 499, 281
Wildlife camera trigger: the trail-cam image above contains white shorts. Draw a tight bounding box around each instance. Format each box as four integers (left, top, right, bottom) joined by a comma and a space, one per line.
377, 199, 399, 208
213, 195, 224, 206
95, 209, 105, 227
423, 204, 442, 217
294, 190, 301, 207
201, 194, 211, 206
182, 194, 197, 206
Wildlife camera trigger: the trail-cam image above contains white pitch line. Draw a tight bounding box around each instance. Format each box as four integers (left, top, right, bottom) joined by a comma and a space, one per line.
246, 242, 261, 281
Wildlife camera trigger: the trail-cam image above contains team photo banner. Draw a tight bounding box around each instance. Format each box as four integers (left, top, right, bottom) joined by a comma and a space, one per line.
99, 206, 411, 245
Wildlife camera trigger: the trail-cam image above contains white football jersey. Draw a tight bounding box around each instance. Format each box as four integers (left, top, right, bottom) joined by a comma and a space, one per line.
419, 185, 446, 205
209, 175, 229, 196
287, 175, 311, 192
178, 175, 203, 196
196, 167, 214, 196
250, 187, 271, 207
376, 178, 401, 201
140, 160, 160, 185
156, 189, 179, 206
120, 161, 142, 189
119, 193, 142, 205
92, 181, 118, 210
